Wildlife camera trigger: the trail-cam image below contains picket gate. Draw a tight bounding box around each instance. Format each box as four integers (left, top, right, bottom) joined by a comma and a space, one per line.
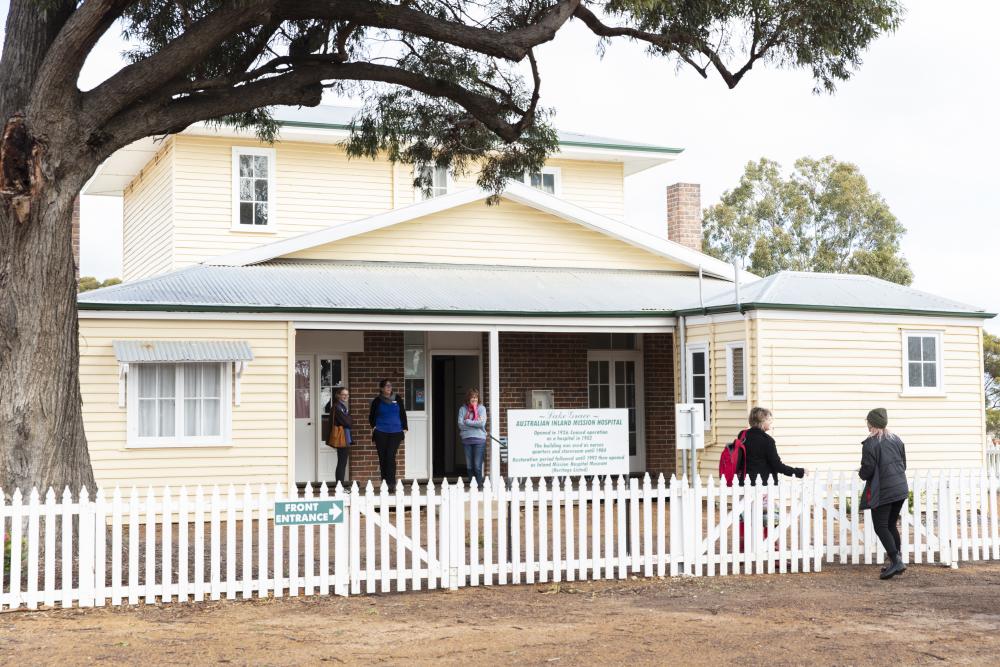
2, 470, 1000, 610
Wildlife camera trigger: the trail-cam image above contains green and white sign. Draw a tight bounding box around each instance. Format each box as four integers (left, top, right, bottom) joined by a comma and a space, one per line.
508, 408, 629, 477
274, 499, 344, 525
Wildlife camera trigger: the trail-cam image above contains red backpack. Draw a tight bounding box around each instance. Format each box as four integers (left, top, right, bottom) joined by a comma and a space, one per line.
719, 429, 748, 487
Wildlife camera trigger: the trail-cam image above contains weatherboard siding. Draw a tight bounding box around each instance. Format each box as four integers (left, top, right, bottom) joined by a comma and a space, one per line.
284, 198, 686, 270
79, 318, 291, 493
122, 140, 174, 281
165, 136, 628, 268
693, 315, 985, 475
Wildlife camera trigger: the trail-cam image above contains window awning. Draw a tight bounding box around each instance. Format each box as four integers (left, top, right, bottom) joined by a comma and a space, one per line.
112, 340, 254, 363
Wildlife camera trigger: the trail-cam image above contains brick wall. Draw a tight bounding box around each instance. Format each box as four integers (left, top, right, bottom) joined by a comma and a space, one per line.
643, 333, 676, 478
666, 183, 702, 252
347, 331, 404, 484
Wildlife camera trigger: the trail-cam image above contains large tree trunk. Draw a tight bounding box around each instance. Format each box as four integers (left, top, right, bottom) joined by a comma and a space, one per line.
0, 1, 95, 497
0, 180, 95, 497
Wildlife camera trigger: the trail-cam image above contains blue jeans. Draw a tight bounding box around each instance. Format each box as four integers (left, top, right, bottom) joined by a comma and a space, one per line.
463, 439, 486, 488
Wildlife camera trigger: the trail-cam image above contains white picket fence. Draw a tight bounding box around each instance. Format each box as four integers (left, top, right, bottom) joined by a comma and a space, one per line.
2, 470, 1000, 610
988, 446, 1000, 477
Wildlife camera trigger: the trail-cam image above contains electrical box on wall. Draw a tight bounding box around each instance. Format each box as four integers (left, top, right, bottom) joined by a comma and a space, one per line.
526, 389, 554, 409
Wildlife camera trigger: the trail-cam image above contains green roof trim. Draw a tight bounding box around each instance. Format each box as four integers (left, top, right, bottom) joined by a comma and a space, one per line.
276, 119, 684, 155
675, 302, 996, 319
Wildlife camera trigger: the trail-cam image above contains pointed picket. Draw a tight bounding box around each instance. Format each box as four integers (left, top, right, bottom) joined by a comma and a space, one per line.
110, 487, 123, 606
194, 486, 206, 602
160, 486, 173, 604
524, 478, 535, 585
242, 485, 255, 599
257, 484, 269, 599
178, 486, 190, 603
26, 489, 41, 610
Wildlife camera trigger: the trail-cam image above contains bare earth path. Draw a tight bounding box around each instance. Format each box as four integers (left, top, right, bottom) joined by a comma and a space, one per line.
3, 563, 1000, 666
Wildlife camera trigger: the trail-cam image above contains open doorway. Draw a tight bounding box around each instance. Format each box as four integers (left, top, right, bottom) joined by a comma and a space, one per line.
431, 354, 480, 479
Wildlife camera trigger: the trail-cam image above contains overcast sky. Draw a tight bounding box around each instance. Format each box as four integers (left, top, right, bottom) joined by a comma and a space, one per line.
4, 1, 997, 332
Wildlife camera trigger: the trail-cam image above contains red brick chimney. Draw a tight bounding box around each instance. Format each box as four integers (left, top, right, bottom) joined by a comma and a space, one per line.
666, 183, 702, 252
72, 195, 81, 278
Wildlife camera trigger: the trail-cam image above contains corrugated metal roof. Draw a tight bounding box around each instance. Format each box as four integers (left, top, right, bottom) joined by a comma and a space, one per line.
271, 105, 683, 154
81, 261, 731, 315
694, 271, 988, 316
112, 340, 254, 363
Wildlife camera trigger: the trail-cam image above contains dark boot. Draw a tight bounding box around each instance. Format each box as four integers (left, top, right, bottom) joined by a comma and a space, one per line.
880, 554, 906, 580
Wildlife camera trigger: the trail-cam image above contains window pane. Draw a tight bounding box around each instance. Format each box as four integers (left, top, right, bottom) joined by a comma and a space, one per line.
692, 351, 705, 375
434, 165, 448, 187
239, 155, 253, 177
588, 361, 599, 384
254, 155, 267, 174
138, 400, 156, 437
922, 336, 937, 361
628, 430, 636, 456
159, 399, 175, 436
137, 365, 157, 398
908, 362, 923, 387
184, 365, 201, 398
732, 347, 745, 396
599, 385, 610, 408
239, 202, 253, 225
693, 376, 706, 400
923, 363, 937, 387
159, 365, 175, 396
239, 177, 252, 201
253, 203, 268, 226
625, 384, 635, 408
254, 178, 268, 202
600, 361, 609, 384
202, 364, 221, 398
907, 336, 921, 362
615, 384, 625, 408
295, 359, 310, 419
624, 361, 636, 384
184, 398, 200, 436
203, 398, 221, 436
542, 173, 555, 194
589, 386, 599, 408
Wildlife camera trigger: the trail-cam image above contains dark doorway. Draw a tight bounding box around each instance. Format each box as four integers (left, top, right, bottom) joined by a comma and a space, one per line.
431, 355, 480, 479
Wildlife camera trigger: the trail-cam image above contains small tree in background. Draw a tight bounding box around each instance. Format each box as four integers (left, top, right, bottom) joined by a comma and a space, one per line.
78, 277, 122, 292
703, 156, 913, 285
985, 332, 1000, 437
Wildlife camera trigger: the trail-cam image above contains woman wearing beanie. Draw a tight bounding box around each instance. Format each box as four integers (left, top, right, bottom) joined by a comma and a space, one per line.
859, 407, 909, 580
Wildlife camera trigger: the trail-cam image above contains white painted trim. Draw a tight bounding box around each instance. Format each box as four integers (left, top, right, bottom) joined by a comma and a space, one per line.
725, 341, 747, 401
80, 309, 675, 331
684, 310, 987, 328
206, 180, 738, 280
231, 146, 277, 232
685, 342, 711, 430
522, 166, 562, 197
901, 329, 945, 396
117, 363, 129, 408
126, 362, 233, 448
488, 328, 500, 491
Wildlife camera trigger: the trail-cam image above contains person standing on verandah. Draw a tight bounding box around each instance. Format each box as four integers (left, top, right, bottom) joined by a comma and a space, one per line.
458, 388, 488, 487
369, 379, 408, 489
859, 407, 909, 580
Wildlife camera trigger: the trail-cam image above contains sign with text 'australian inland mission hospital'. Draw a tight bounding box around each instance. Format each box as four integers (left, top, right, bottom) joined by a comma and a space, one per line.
507, 408, 629, 477
274, 500, 345, 526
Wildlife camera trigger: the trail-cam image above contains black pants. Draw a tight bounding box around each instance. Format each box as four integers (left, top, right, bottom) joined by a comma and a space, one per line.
335, 447, 349, 486
373, 430, 404, 489
872, 499, 905, 559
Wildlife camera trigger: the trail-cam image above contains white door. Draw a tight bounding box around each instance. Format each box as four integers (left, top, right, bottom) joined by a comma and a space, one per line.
294, 356, 315, 483
587, 351, 645, 472
317, 356, 346, 482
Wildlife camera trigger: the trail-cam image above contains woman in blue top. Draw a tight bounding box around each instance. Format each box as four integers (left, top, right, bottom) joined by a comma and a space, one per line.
368, 378, 408, 489
458, 388, 488, 487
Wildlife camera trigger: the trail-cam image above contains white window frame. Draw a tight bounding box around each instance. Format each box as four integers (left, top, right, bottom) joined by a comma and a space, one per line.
725, 341, 748, 401
126, 362, 233, 448
414, 163, 452, 200
231, 146, 277, 232
686, 343, 711, 429
522, 166, 561, 196
901, 329, 945, 396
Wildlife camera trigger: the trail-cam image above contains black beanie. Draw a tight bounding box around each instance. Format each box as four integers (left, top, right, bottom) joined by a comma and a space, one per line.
867, 408, 888, 429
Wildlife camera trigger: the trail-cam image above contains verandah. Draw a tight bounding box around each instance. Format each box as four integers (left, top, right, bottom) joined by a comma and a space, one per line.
2, 470, 999, 610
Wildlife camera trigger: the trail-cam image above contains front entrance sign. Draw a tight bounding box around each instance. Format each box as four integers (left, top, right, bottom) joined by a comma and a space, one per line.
274, 499, 344, 525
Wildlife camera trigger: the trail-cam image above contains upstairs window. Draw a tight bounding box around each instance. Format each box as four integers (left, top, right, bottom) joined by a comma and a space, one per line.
523, 167, 560, 195
416, 164, 449, 199
232, 147, 275, 231
726, 342, 747, 401
903, 330, 944, 394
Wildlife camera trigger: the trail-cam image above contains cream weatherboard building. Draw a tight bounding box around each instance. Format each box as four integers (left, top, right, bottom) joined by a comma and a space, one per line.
78, 105, 994, 494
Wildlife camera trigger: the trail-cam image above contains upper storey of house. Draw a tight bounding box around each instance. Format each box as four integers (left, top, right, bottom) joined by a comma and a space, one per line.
84, 105, 687, 282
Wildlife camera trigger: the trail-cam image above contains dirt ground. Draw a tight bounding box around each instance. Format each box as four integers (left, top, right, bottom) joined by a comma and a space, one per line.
2, 562, 1000, 666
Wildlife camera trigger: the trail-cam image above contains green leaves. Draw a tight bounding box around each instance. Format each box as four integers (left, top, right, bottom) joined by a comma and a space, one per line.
703, 156, 913, 285
985, 333, 1000, 436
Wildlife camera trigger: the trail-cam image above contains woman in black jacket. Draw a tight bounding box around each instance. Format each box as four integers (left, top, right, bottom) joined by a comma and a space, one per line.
328, 387, 352, 485
743, 407, 805, 485
859, 407, 908, 580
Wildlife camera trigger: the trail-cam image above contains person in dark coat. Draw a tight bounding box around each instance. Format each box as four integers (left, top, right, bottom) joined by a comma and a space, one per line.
368, 378, 408, 489
324, 386, 353, 486
743, 407, 805, 485
859, 407, 909, 580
